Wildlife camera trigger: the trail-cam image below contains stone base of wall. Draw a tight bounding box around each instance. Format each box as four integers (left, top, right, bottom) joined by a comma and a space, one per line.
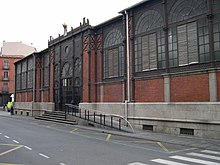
80, 102, 220, 139
14, 102, 55, 117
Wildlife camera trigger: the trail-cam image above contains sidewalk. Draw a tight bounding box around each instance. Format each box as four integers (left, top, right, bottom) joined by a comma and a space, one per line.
0, 109, 11, 116
74, 124, 220, 151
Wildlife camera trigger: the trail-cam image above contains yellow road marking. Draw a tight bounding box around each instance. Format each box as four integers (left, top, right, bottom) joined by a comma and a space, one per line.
157, 142, 169, 152
0, 145, 23, 157
115, 140, 156, 144
106, 134, 111, 141
70, 128, 78, 133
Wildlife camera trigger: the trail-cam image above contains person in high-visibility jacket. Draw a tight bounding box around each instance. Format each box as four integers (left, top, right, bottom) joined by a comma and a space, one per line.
7, 102, 13, 112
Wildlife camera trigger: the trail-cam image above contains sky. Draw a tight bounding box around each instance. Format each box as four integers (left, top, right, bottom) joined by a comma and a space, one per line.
0, 0, 139, 51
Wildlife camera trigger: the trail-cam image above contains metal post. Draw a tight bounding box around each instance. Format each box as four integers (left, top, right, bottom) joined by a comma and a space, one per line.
65, 105, 67, 120
111, 116, 113, 128
103, 115, 105, 126
88, 111, 90, 121
100, 114, 102, 125
79, 108, 81, 118
94, 112, 96, 123
85, 110, 86, 119
119, 119, 121, 130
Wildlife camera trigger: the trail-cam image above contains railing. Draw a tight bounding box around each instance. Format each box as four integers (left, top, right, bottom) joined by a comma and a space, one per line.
65, 104, 134, 133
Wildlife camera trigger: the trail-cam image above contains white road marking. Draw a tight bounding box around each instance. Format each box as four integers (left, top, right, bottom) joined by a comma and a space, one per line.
24, 146, 32, 150
4, 135, 9, 138
187, 152, 220, 160
201, 150, 220, 155
39, 153, 50, 159
151, 158, 188, 165
127, 162, 148, 165
170, 155, 220, 165
60, 163, 67, 165
13, 140, 19, 144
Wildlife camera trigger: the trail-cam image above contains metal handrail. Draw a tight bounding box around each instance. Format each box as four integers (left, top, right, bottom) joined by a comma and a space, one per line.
65, 104, 134, 133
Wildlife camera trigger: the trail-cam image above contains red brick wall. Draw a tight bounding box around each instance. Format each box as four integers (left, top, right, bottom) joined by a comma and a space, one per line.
27, 91, 33, 102
42, 90, 49, 102
15, 93, 21, 102
217, 72, 220, 101
170, 74, 209, 102
103, 83, 123, 102
135, 78, 164, 102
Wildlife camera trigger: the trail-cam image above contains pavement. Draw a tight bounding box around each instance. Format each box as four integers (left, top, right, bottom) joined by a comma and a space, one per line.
1, 110, 220, 151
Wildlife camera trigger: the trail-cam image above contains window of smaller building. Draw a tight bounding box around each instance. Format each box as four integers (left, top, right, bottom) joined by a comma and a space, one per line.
3, 60, 9, 69
3, 71, 8, 79
3, 83, 8, 92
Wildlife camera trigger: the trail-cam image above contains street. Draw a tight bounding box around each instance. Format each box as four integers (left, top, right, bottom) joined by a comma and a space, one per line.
0, 113, 220, 165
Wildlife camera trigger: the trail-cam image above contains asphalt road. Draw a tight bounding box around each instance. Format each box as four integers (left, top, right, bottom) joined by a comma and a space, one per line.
0, 114, 220, 165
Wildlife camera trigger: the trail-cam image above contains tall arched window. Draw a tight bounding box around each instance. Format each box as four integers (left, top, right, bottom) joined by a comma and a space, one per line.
103, 28, 124, 79
27, 58, 33, 89
168, 0, 208, 66
135, 10, 164, 71
61, 62, 72, 87
43, 54, 49, 87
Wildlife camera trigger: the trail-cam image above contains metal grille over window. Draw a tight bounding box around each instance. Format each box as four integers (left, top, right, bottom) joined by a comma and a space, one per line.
177, 22, 198, 66
134, 9, 163, 72
103, 28, 124, 79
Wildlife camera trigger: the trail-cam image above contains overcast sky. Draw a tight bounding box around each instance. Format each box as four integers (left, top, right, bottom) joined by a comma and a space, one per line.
0, 0, 139, 51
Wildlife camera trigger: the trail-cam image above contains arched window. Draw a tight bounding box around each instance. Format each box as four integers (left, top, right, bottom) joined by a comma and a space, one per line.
103, 28, 124, 78
61, 62, 72, 78
169, 0, 207, 24
134, 10, 164, 71
43, 53, 49, 87
61, 62, 72, 87
27, 58, 33, 88
168, 0, 208, 66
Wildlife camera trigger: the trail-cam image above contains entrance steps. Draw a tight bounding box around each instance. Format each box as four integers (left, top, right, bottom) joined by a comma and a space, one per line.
35, 111, 77, 125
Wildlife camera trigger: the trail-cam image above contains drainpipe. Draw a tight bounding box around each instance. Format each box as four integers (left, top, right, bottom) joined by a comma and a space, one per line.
124, 10, 130, 121
125, 11, 130, 103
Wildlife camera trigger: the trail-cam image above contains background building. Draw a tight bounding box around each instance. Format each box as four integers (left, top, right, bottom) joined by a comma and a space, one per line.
0, 41, 36, 106
14, 0, 220, 139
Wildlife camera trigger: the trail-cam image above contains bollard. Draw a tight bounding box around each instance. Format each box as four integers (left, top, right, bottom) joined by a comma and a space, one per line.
94, 112, 96, 123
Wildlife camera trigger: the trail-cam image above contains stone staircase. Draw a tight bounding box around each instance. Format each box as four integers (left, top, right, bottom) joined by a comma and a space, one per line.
35, 111, 77, 125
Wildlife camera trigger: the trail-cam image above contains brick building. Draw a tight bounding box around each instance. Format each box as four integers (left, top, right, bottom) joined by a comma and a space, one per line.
0, 56, 22, 105
14, 0, 220, 138
0, 42, 35, 105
